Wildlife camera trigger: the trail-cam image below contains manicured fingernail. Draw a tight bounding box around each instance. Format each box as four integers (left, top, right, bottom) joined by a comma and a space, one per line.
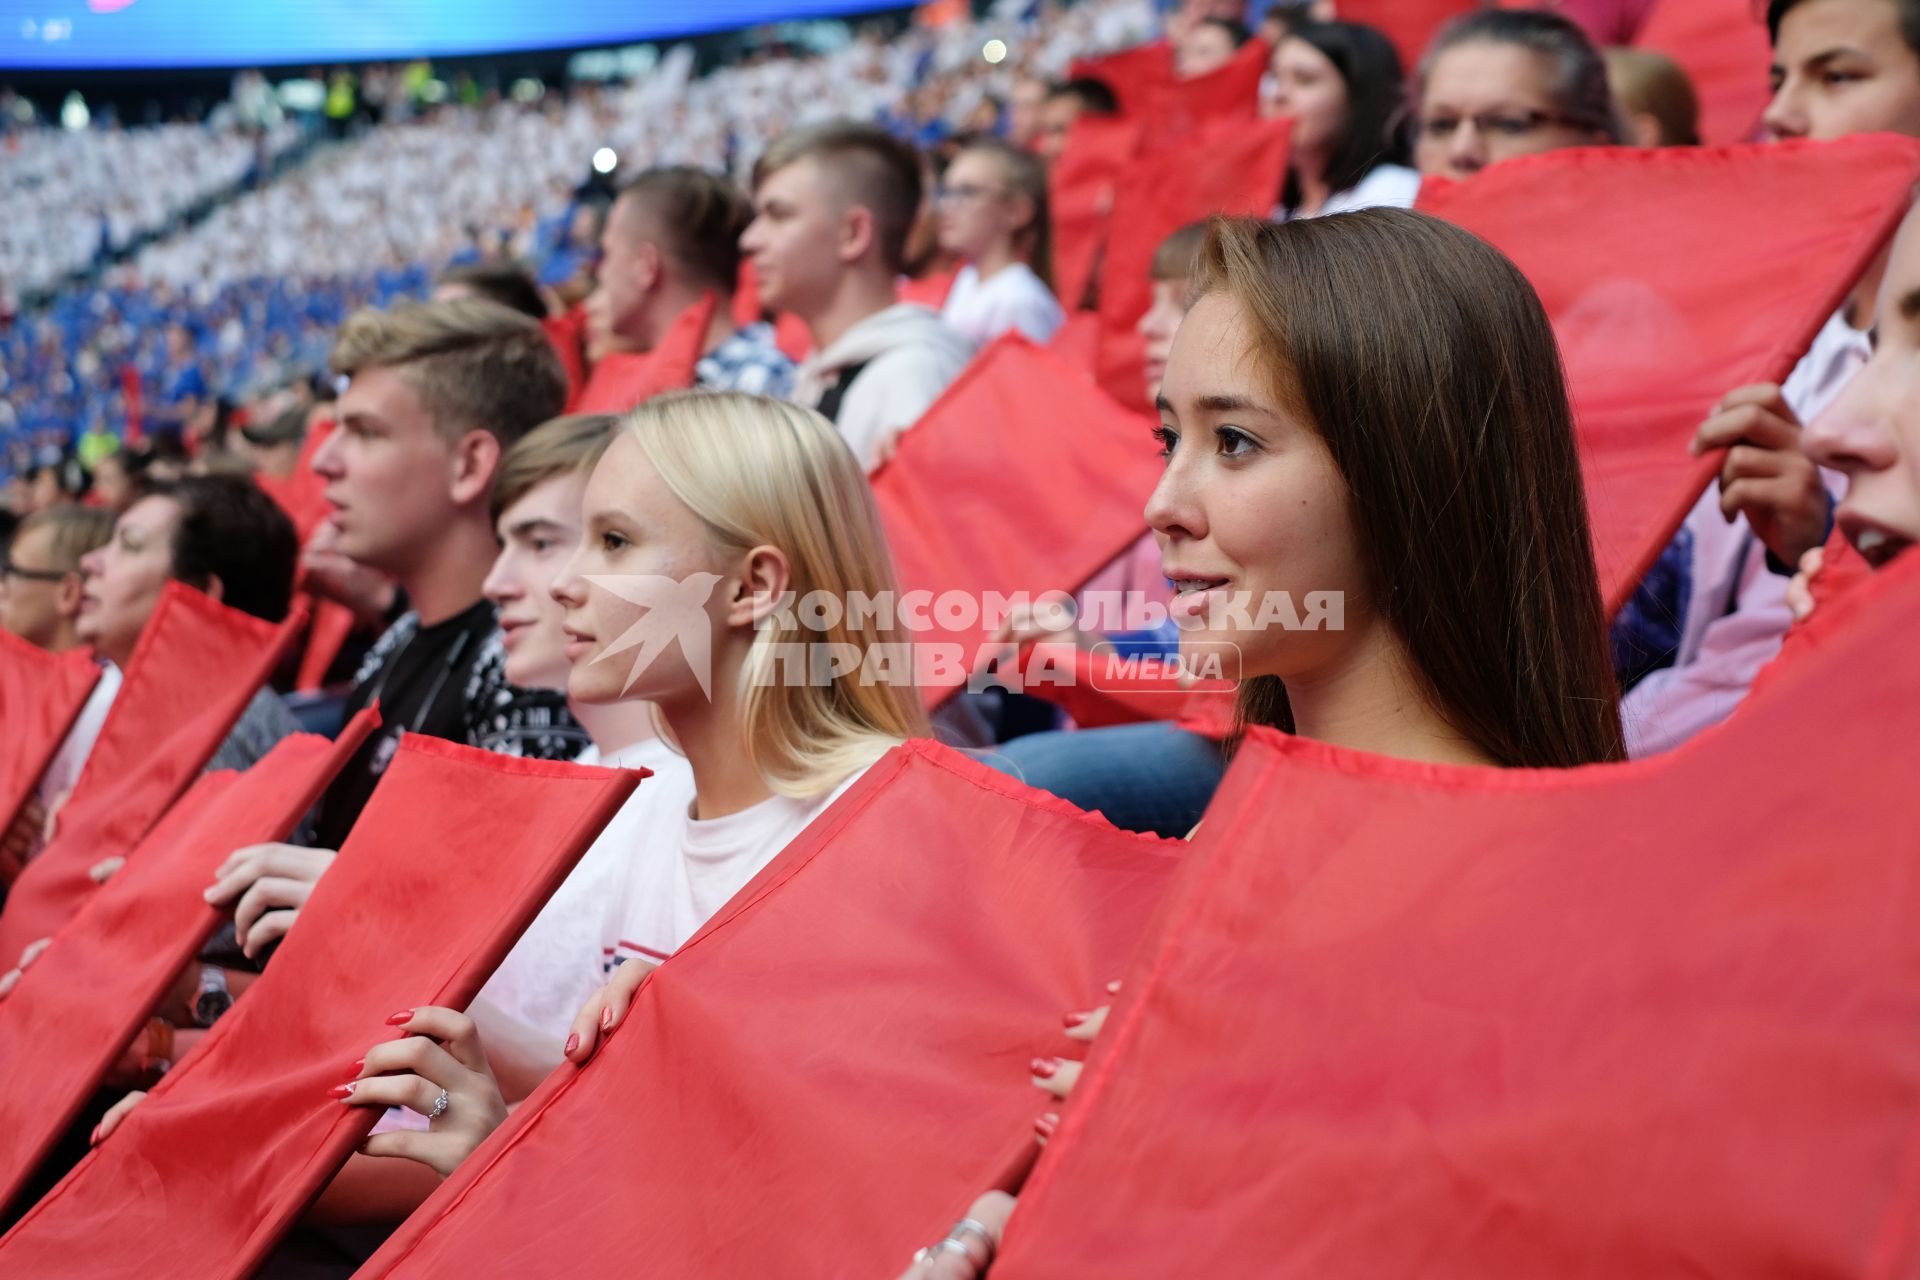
351, 1058, 364, 1073
90, 1125, 101, 1145
1034, 1112, 1058, 1140
1063, 1010, 1089, 1029
386, 1010, 414, 1026
564, 1033, 579, 1055
1030, 1056, 1059, 1079
1105, 980, 1122, 995
599, 1006, 613, 1031
330, 1082, 356, 1098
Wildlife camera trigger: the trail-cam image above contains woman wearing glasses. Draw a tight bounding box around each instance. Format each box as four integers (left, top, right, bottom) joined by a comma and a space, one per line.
1414, 9, 1622, 183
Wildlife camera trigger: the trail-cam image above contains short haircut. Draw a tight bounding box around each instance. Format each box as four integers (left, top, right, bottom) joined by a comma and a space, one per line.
1604, 46, 1700, 146
433, 261, 549, 319
1151, 221, 1209, 282
1198, 16, 1254, 47
151, 474, 299, 624
1421, 9, 1622, 142
614, 166, 754, 293
1048, 76, 1121, 116
17, 505, 114, 573
1767, 0, 1920, 56
754, 121, 925, 274
491, 412, 619, 523
330, 298, 568, 449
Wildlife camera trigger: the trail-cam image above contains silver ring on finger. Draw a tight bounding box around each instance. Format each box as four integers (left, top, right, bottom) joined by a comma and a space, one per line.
426, 1088, 449, 1122
948, 1218, 996, 1264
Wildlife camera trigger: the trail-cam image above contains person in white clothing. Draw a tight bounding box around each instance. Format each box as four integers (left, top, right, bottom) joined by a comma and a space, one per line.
1265, 21, 1421, 222
337, 391, 929, 1179
742, 120, 975, 470
937, 139, 1065, 346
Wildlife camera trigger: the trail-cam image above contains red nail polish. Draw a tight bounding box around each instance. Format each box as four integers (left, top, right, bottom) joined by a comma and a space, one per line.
1034, 1113, 1058, 1140
1063, 1010, 1089, 1029
1030, 1056, 1059, 1079
329, 1082, 356, 1098
351, 1058, 365, 1073
599, 1006, 613, 1030
385, 1009, 414, 1026
90, 1125, 101, 1145
564, 1033, 580, 1055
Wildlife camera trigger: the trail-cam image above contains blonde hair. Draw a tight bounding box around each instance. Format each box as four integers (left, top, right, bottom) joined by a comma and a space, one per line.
624, 390, 929, 797
330, 298, 567, 447
17, 505, 113, 573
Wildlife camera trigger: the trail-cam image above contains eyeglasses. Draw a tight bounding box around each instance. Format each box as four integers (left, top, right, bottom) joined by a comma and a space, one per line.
0, 555, 71, 584
935, 182, 1010, 206
1417, 110, 1583, 141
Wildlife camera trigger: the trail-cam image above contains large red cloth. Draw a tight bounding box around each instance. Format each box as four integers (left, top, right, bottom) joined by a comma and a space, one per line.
1048, 116, 1143, 313
1337, 0, 1475, 68
354, 740, 1181, 1280
0, 736, 640, 1278
1637, 0, 1773, 146
0, 583, 301, 960
0, 712, 377, 1218
995, 550, 1920, 1279
1069, 41, 1173, 117
569, 292, 715, 414
1095, 117, 1290, 410
0, 630, 100, 843
1417, 137, 1920, 615
1134, 38, 1269, 155
541, 306, 591, 410
870, 335, 1162, 705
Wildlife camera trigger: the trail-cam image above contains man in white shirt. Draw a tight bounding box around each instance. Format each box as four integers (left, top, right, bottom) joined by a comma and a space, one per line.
741, 120, 974, 470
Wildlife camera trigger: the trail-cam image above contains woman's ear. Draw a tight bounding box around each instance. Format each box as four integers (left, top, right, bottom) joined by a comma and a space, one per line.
727, 545, 792, 630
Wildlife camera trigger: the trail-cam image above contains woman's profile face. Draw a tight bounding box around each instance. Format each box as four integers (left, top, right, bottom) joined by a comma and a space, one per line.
1415, 42, 1604, 181
76, 494, 182, 668
1145, 293, 1371, 684
1266, 37, 1350, 160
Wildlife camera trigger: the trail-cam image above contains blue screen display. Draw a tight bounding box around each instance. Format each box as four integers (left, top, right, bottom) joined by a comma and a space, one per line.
0, 0, 905, 69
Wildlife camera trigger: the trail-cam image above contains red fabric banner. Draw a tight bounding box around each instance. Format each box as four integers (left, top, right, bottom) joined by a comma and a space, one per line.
1069, 41, 1173, 118
0, 631, 100, 842
0, 583, 302, 961
1134, 38, 1269, 155
1047, 310, 1102, 373
1335, 0, 1475, 69
995, 550, 1920, 1279
0, 735, 640, 1279
354, 740, 1181, 1280
0, 711, 378, 1218
1637, 0, 1773, 146
1007, 642, 1233, 731
570, 292, 715, 414
870, 335, 1162, 705
1095, 116, 1291, 410
541, 306, 590, 411
1048, 116, 1143, 314
1417, 137, 1920, 614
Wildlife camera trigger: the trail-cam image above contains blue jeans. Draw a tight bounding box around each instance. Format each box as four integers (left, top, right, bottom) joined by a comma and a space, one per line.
981, 722, 1225, 838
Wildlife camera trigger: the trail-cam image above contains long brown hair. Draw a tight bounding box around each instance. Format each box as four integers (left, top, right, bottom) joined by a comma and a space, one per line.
1195, 210, 1624, 768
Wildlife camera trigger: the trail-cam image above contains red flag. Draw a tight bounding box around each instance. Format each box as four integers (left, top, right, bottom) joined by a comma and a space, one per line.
1417, 137, 1920, 614
995, 551, 1920, 1279
1048, 310, 1102, 373
1008, 643, 1235, 732
871, 335, 1162, 705
1135, 38, 1270, 155
0, 711, 378, 1218
1096, 117, 1291, 409
291, 597, 357, 692
899, 269, 958, 311
1637, 0, 1773, 146
1335, 0, 1476, 69
570, 292, 716, 414
1069, 42, 1174, 118
541, 306, 591, 410
0, 631, 100, 843
0, 583, 302, 960
353, 741, 1181, 1280
0, 735, 640, 1278
1049, 116, 1143, 313
774, 310, 813, 361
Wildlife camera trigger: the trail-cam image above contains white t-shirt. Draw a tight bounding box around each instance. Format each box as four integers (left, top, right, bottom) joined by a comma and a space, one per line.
942, 262, 1065, 347
1272, 163, 1421, 223
600, 764, 871, 974
474, 737, 689, 1040
35, 659, 120, 815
